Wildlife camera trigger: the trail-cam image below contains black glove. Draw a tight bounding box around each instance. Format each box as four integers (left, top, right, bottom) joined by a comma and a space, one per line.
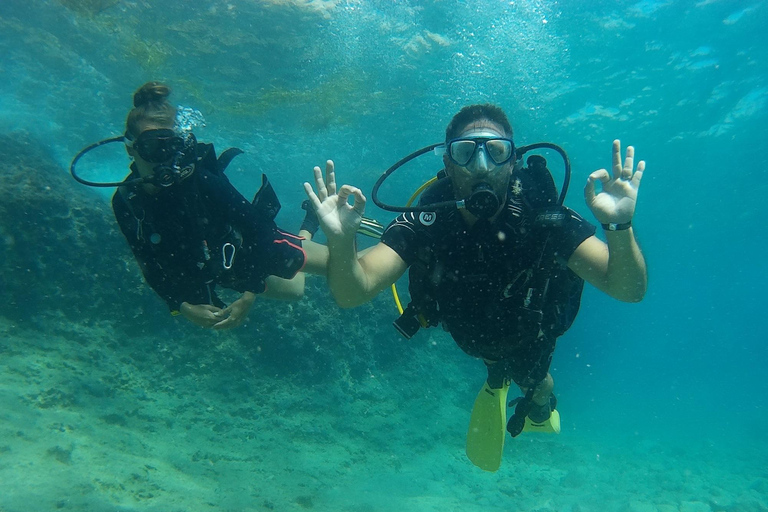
300, 200, 320, 236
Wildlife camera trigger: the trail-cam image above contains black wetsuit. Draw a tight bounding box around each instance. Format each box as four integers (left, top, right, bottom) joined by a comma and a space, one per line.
381, 171, 595, 386
112, 148, 305, 313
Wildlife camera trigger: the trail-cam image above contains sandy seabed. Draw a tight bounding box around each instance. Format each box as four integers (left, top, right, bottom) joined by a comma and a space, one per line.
0, 317, 765, 512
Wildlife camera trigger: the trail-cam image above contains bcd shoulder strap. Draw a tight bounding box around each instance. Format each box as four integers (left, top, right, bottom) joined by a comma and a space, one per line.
195, 143, 244, 177
197, 143, 280, 221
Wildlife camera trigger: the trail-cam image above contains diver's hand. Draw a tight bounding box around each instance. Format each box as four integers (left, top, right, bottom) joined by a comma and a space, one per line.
585, 140, 645, 225
212, 292, 255, 330
180, 302, 224, 329
303, 160, 366, 245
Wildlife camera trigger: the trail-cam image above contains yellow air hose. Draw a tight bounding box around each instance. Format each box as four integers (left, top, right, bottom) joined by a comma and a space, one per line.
390, 176, 438, 314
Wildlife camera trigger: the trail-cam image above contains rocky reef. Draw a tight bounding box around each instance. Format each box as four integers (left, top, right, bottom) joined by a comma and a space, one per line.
0, 132, 158, 327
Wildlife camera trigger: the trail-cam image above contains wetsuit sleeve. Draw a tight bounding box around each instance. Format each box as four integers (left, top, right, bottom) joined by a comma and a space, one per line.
550, 207, 597, 262
379, 212, 421, 266
198, 172, 306, 286
111, 192, 223, 312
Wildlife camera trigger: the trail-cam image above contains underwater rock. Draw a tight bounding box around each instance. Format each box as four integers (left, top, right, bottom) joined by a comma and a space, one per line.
0, 132, 162, 328
46, 445, 73, 465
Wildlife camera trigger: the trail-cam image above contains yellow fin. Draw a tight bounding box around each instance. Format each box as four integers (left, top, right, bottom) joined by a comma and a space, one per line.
523, 409, 561, 434
465, 381, 510, 472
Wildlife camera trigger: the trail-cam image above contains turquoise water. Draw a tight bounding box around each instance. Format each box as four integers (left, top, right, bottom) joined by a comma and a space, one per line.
1, 1, 766, 511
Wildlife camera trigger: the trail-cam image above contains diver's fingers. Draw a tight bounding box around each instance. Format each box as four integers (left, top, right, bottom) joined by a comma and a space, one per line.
631, 160, 645, 188
350, 187, 367, 216
303, 182, 322, 211
312, 165, 328, 201
589, 168, 611, 184
584, 176, 596, 205
211, 307, 235, 329
212, 317, 234, 330
585, 169, 610, 203
336, 184, 353, 206
337, 185, 365, 211
199, 309, 221, 328
622, 146, 635, 179
325, 160, 337, 196
611, 139, 623, 180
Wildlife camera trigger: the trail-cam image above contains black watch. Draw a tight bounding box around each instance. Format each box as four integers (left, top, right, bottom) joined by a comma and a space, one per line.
601, 221, 632, 231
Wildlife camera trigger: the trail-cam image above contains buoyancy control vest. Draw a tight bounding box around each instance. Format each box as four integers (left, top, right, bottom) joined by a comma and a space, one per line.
116, 142, 281, 280
393, 155, 585, 346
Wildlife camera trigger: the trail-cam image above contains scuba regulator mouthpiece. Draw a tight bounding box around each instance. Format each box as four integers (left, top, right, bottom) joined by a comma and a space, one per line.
144, 131, 198, 188
150, 152, 196, 188
461, 182, 500, 219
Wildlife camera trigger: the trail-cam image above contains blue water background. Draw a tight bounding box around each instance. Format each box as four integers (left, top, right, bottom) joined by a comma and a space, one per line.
1, 0, 767, 500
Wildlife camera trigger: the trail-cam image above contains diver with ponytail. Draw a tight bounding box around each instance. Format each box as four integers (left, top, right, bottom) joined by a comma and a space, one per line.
81, 82, 329, 329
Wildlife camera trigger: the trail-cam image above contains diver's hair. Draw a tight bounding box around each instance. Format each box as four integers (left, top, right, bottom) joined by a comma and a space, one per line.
445, 104, 513, 141
125, 81, 176, 139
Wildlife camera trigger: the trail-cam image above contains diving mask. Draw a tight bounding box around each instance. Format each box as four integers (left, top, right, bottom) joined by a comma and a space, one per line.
126, 129, 198, 187
440, 137, 515, 168
127, 128, 195, 164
